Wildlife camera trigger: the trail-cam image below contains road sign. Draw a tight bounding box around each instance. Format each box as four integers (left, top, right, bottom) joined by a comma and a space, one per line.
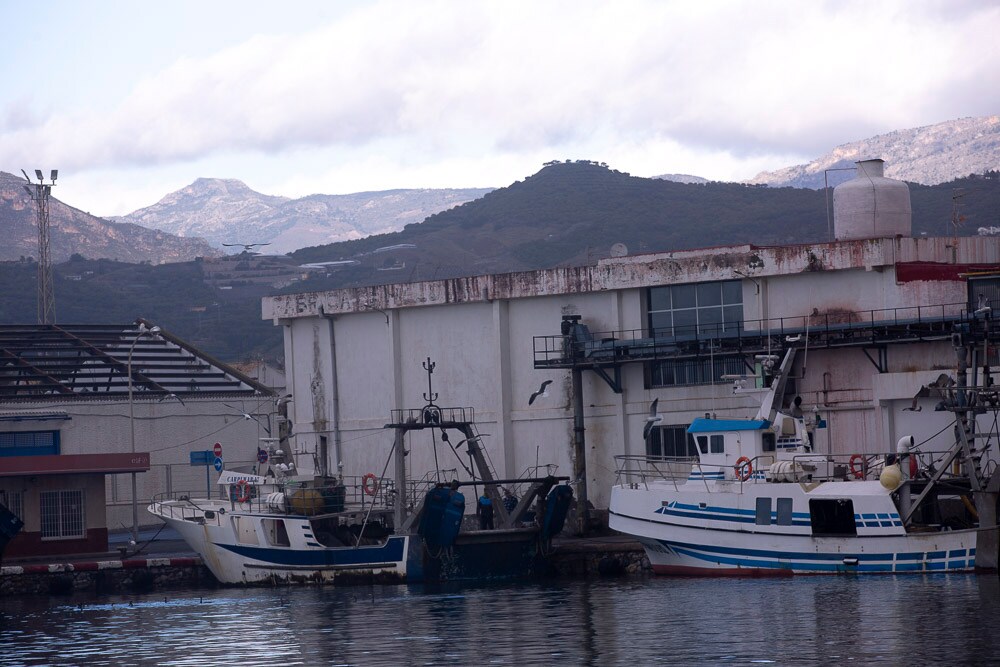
213, 442, 223, 457
189, 450, 213, 466
214, 456, 224, 472
257, 448, 269, 464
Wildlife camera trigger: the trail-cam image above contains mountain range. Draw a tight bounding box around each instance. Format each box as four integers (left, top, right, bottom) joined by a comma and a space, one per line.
0, 171, 216, 264
110, 115, 1000, 257
1, 115, 997, 270
112, 178, 493, 255
285, 163, 1000, 293
749, 115, 1000, 189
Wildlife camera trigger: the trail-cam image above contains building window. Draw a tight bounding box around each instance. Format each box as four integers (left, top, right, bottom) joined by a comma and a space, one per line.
40, 490, 85, 539
647, 280, 743, 337
0, 490, 24, 520
647, 425, 697, 458
649, 354, 745, 387
0, 430, 60, 457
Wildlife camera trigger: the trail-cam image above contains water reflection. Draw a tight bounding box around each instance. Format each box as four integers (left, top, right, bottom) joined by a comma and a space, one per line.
2, 575, 1000, 666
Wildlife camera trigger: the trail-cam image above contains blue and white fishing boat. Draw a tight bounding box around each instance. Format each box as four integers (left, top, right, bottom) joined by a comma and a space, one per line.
609, 347, 993, 575
149, 359, 572, 585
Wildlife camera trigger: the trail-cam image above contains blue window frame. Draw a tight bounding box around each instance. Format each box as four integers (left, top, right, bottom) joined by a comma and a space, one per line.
0, 430, 60, 456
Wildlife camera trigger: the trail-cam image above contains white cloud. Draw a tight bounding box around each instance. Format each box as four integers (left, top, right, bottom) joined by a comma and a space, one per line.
4, 0, 999, 214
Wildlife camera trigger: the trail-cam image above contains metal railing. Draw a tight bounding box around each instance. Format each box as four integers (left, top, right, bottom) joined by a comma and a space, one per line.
535, 302, 971, 368
148, 473, 397, 518
389, 406, 475, 426
614, 446, 989, 493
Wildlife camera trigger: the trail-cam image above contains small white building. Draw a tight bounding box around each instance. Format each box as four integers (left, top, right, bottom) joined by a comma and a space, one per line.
0, 321, 274, 554
262, 160, 1000, 514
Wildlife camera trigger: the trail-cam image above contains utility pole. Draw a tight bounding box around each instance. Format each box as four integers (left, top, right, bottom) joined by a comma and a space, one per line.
21, 169, 58, 324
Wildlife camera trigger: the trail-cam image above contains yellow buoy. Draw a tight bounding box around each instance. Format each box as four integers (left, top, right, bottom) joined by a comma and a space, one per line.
287, 488, 325, 515
880, 463, 902, 490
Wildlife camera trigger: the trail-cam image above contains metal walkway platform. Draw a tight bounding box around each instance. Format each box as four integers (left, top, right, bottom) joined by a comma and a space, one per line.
533, 302, 995, 390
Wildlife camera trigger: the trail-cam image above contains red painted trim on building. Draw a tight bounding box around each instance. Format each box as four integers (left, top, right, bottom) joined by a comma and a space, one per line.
896, 262, 1000, 283
4, 528, 109, 559
0, 452, 150, 477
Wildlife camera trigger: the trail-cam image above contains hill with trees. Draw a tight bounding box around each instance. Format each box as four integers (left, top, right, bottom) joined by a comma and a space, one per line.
287, 161, 1000, 290
2, 161, 997, 364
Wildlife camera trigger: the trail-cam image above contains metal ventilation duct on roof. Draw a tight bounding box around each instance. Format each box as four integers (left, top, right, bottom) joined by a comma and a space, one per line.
833, 158, 912, 241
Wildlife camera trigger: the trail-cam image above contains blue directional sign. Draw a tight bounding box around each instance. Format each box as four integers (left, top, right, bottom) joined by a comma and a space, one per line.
214, 456, 224, 472
189, 450, 213, 466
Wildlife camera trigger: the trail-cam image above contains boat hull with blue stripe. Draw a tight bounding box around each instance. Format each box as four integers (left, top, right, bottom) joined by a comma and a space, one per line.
611, 478, 977, 575
610, 346, 986, 575
150, 489, 409, 585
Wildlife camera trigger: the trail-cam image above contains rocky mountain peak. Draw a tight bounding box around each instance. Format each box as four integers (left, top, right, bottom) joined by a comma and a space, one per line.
748, 115, 1000, 188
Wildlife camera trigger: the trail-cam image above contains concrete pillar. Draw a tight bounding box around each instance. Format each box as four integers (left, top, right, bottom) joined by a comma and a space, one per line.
492, 299, 515, 477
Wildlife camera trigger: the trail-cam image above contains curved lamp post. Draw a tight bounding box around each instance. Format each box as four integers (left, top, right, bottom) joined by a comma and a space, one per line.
128, 324, 161, 545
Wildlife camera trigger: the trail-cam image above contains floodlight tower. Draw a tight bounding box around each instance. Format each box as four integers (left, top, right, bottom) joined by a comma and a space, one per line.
22, 169, 58, 324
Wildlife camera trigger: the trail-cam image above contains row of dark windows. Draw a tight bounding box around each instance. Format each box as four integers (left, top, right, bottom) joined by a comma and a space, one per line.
646, 425, 777, 459
0, 431, 60, 457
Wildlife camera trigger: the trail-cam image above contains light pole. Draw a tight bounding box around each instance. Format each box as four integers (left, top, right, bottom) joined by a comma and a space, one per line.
128, 323, 161, 545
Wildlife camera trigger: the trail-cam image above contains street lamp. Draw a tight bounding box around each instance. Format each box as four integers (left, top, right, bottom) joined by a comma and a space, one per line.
128, 323, 161, 545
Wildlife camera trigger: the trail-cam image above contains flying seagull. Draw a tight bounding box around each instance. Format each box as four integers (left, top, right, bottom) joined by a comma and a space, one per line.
643, 398, 663, 441
529, 380, 553, 406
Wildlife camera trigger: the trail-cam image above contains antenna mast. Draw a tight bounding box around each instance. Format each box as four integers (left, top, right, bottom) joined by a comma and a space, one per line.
22, 169, 58, 324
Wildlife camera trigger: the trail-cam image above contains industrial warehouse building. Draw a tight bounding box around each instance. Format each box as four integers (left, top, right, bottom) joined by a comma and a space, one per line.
262, 160, 1000, 517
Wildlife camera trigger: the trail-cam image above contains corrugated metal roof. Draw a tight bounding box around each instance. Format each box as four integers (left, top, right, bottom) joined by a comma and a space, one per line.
0, 320, 272, 402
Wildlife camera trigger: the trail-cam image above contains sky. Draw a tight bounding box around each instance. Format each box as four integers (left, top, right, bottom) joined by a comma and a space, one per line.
3, 0, 999, 217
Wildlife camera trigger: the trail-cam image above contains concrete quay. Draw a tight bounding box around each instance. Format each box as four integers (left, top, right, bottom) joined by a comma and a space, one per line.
1, 528, 648, 596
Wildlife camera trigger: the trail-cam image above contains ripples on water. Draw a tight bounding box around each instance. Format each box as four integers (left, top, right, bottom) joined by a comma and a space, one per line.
3, 575, 1000, 666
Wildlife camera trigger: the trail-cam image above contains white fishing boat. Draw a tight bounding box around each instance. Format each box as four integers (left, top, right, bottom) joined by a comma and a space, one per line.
149, 468, 409, 585
149, 359, 573, 585
609, 346, 994, 575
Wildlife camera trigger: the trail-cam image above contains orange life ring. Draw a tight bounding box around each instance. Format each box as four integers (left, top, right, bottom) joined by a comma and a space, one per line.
734, 456, 753, 482
849, 453, 865, 479
235, 479, 252, 503
362, 473, 379, 496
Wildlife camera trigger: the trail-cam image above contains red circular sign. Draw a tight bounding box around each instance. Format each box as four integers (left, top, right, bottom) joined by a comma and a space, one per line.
213, 442, 223, 457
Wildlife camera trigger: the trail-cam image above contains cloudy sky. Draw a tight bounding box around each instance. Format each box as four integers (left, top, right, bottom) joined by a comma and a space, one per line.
3, 0, 998, 216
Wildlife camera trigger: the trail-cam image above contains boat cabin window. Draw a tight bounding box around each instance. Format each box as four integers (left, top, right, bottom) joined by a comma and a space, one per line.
755, 497, 771, 525
696, 436, 708, 454
233, 517, 259, 545
762, 432, 776, 453
262, 518, 291, 547
776, 498, 793, 526
647, 425, 697, 458
808, 499, 857, 536
710, 435, 724, 454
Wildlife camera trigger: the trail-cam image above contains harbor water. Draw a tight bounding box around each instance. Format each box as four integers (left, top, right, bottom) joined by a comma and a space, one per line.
3, 575, 1000, 666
